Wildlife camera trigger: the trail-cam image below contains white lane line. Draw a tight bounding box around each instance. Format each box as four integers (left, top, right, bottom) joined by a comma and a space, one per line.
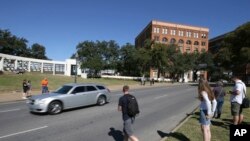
0, 108, 21, 113
154, 95, 168, 100
0, 126, 48, 139
0, 101, 25, 105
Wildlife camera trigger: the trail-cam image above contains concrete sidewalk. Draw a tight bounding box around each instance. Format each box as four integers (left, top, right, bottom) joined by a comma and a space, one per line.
0, 82, 177, 103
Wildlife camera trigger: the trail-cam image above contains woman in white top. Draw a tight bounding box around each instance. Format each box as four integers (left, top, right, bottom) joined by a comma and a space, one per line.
198, 79, 217, 141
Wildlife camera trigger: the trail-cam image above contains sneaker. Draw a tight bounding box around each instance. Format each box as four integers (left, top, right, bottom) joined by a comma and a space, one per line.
22, 97, 27, 99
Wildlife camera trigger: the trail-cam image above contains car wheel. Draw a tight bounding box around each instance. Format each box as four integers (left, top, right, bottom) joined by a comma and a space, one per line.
48, 101, 63, 115
97, 96, 106, 106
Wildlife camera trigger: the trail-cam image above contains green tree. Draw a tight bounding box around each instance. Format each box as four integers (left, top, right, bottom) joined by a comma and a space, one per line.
189, 51, 214, 81
30, 43, 48, 59
98, 40, 119, 71
76, 41, 103, 74
117, 43, 139, 76
136, 40, 152, 76
0, 29, 49, 59
0, 29, 29, 56
150, 43, 168, 78
213, 22, 250, 80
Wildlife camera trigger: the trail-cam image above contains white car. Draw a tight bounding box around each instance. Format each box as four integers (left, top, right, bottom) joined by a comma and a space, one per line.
26, 83, 111, 114
220, 79, 228, 84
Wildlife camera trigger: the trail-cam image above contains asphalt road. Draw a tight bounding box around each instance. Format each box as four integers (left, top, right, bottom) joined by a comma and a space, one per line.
0, 84, 199, 141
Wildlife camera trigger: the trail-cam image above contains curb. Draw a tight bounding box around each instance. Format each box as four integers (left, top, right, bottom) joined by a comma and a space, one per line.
160, 106, 199, 141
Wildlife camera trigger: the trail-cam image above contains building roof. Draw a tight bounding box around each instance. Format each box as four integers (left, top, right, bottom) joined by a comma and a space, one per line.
135, 20, 209, 40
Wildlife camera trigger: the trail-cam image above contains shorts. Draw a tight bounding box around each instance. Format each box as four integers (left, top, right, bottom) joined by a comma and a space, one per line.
123, 118, 134, 136
199, 110, 211, 125
231, 102, 243, 116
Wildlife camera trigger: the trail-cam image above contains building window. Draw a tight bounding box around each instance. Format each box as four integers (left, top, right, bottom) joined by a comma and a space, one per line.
178, 31, 184, 36
201, 33, 207, 38
201, 42, 206, 46
30, 62, 42, 72
43, 63, 53, 72
178, 39, 184, 44
194, 41, 199, 45
186, 40, 192, 45
153, 27, 160, 33
162, 37, 168, 43
162, 28, 168, 34
194, 33, 199, 38
170, 38, 176, 44
154, 36, 159, 41
55, 64, 65, 74
170, 30, 176, 35
186, 31, 192, 37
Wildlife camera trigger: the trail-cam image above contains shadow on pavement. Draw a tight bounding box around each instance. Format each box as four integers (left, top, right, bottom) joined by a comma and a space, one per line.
157, 130, 190, 141
108, 127, 124, 141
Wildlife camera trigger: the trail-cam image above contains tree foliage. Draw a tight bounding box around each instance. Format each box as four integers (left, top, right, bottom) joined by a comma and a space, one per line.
117, 43, 139, 76
0, 29, 49, 59
30, 43, 48, 59
215, 22, 250, 69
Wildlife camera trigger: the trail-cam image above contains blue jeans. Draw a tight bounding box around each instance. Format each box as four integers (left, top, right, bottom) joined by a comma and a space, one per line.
215, 100, 224, 115
42, 86, 48, 93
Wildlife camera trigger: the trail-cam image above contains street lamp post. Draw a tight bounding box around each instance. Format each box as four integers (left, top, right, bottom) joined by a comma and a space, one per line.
74, 53, 78, 83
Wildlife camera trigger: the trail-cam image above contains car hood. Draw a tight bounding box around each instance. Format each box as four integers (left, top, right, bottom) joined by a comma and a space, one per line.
31, 93, 61, 100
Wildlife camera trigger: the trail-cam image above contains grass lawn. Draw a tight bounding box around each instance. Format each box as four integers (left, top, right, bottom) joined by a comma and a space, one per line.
166, 86, 250, 141
0, 72, 139, 93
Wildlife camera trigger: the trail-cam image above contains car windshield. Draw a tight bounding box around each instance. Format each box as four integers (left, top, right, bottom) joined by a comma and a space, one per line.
54, 85, 73, 94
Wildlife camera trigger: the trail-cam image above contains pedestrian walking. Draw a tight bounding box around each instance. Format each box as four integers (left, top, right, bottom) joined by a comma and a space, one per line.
41, 78, 49, 93
213, 81, 226, 119
141, 75, 145, 86
150, 77, 154, 86
22, 79, 28, 99
27, 80, 32, 97
118, 85, 139, 141
198, 79, 217, 141
229, 75, 247, 125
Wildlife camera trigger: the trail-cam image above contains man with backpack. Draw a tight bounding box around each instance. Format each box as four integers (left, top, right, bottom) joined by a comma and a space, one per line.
118, 85, 139, 141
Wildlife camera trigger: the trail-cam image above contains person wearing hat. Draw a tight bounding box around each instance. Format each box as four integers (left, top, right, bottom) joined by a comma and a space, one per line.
213, 81, 226, 119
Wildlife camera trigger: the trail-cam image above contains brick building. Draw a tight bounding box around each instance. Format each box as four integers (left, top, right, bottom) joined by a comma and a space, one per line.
135, 20, 209, 81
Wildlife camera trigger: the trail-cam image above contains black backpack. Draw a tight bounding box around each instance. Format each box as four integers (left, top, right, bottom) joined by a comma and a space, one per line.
126, 94, 140, 117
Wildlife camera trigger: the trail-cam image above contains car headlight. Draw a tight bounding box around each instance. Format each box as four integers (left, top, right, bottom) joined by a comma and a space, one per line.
35, 99, 47, 104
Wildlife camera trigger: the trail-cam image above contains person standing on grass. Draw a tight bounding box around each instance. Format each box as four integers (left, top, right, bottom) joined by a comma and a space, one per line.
22, 79, 28, 99
229, 75, 246, 125
118, 85, 139, 141
213, 81, 226, 119
198, 79, 217, 141
27, 80, 32, 97
41, 78, 49, 93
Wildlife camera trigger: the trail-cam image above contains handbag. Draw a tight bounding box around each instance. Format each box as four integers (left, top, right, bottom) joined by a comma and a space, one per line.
240, 82, 250, 108
242, 97, 250, 108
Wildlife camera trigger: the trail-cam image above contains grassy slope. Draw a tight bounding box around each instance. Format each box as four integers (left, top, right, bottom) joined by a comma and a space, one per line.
0, 73, 138, 92
166, 87, 250, 141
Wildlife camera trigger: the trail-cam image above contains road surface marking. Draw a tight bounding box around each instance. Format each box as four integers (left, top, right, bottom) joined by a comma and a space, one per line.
0, 101, 25, 105
0, 126, 48, 139
0, 108, 21, 113
154, 95, 168, 100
